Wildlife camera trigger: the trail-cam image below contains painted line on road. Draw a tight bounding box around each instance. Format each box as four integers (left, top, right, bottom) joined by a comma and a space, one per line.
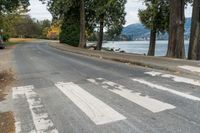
178, 65, 200, 73
55, 82, 126, 125
12, 85, 59, 133
131, 79, 200, 101
145, 71, 200, 86
87, 78, 175, 113
15, 121, 21, 133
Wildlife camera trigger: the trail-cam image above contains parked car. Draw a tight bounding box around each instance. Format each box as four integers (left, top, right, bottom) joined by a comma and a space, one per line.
0, 36, 5, 49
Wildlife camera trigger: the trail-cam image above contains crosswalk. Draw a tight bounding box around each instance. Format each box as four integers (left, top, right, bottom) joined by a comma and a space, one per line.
87, 78, 176, 113
13, 86, 59, 133
145, 71, 200, 86
55, 82, 126, 125
12, 71, 200, 132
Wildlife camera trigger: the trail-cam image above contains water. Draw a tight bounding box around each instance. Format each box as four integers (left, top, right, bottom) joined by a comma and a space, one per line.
103, 40, 189, 57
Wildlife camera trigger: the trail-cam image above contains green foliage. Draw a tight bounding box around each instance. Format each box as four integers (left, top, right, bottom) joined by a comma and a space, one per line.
2, 34, 10, 42
44, 0, 126, 46
59, 8, 80, 47
138, 0, 170, 34
0, 0, 29, 14
90, 0, 126, 37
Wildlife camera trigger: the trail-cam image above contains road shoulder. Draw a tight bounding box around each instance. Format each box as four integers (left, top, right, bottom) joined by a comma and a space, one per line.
49, 41, 200, 79
0, 46, 16, 133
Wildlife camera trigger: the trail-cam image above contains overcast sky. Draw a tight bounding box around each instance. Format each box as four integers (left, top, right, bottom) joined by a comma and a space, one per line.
29, 0, 193, 26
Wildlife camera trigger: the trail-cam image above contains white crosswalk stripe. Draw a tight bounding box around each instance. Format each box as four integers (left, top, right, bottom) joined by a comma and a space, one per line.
55, 82, 126, 125
87, 78, 176, 113
132, 79, 200, 101
145, 71, 200, 86
12, 85, 59, 133
15, 121, 21, 133
178, 65, 200, 73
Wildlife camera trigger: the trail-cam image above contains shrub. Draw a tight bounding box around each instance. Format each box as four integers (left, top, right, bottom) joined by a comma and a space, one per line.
59, 8, 80, 47
2, 34, 10, 42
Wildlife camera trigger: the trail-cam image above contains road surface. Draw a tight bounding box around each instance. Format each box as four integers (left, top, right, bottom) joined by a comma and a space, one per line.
12, 41, 200, 133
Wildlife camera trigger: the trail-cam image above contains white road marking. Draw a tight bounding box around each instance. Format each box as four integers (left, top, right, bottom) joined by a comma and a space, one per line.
145, 71, 200, 86
178, 65, 200, 73
87, 78, 175, 113
132, 79, 200, 101
87, 79, 98, 85
15, 121, 22, 133
12, 86, 58, 133
55, 82, 126, 125
145, 71, 163, 77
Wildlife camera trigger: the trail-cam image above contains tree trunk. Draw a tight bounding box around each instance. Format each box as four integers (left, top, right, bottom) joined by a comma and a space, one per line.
97, 15, 104, 50
148, 29, 157, 56
188, 0, 200, 60
166, 0, 185, 58
79, 0, 86, 48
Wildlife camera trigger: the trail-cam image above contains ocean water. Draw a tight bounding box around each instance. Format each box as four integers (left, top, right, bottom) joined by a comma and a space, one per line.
103, 40, 190, 57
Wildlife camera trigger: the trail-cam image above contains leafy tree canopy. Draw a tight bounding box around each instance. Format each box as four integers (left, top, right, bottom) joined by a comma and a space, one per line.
0, 0, 29, 14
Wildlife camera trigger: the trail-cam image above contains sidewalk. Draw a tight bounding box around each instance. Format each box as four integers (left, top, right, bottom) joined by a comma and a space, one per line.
49, 41, 200, 79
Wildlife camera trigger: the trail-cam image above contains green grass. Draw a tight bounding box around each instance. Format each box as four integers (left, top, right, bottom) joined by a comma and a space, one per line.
4, 41, 17, 47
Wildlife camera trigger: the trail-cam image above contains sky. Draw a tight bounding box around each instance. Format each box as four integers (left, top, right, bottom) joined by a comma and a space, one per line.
29, 0, 193, 26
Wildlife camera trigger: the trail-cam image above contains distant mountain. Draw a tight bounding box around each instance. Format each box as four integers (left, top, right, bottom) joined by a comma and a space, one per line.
121, 18, 191, 40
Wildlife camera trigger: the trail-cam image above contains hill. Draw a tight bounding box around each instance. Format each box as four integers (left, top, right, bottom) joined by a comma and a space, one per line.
121, 18, 191, 40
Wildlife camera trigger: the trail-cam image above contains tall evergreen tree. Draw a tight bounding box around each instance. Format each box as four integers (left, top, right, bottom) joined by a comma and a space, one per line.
42, 0, 86, 47
138, 0, 169, 56
188, 0, 200, 60
166, 0, 185, 58
79, 0, 86, 48
93, 0, 126, 50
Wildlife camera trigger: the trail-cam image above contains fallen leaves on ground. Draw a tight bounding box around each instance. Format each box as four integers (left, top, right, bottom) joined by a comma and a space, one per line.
0, 70, 15, 101
0, 112, 15, 133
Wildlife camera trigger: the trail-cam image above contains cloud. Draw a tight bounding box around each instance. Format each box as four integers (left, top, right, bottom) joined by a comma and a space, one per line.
29, 0, 52, 20
125, 0, 145, 26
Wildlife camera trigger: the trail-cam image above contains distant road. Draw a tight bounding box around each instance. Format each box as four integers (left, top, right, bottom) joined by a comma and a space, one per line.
12, 41, 200, 133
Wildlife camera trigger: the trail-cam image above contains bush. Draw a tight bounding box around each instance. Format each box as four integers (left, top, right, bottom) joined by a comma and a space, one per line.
2, 34, 10, 42
59, 8, 80, 47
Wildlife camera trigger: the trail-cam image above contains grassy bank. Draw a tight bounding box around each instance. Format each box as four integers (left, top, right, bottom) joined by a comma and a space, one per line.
4, 38, 33, 47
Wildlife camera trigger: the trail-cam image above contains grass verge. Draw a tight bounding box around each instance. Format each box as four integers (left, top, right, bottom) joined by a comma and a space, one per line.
4, 38, 34, 47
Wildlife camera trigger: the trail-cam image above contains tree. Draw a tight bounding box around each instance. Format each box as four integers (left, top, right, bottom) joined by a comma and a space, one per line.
46, 21, 60, 40
0, 0, 30, 39
188, 0, 200, 60
94, 0, 126, 50
0, 0, 29, 14
166, 0, 185, 58
138, 0, 169, 56
59, 8, 80, 46
43, 0, 87, 47
166, 0, 192, 58
79, 0, 86, 48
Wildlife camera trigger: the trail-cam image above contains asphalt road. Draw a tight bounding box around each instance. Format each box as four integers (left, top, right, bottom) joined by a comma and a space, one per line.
12, 41, 200, 133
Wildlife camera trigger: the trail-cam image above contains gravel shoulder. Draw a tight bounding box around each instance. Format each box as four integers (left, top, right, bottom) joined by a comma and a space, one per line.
0, 46, 16, 133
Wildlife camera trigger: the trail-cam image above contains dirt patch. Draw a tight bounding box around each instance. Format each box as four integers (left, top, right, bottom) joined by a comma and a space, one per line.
0, 112, 15, 133
9, 38, 33, 43
0, 47, 16, 133
0, 70, 15, 102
